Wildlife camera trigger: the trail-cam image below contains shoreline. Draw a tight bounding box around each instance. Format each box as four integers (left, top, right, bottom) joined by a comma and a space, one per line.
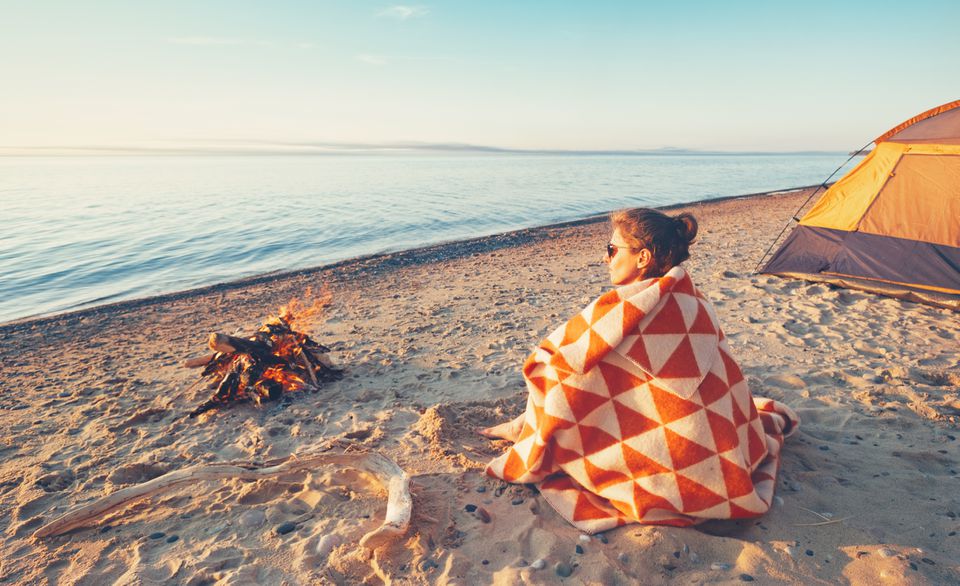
1, 184, 818, 332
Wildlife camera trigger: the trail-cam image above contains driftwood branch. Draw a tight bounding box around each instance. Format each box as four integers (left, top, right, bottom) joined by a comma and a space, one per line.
34, 452, 411, 549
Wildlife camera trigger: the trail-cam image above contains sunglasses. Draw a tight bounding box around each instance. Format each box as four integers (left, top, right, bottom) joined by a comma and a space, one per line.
606, 243, 633, 258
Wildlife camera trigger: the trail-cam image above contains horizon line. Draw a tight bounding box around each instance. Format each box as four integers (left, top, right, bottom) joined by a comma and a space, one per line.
0, 141, 853, 157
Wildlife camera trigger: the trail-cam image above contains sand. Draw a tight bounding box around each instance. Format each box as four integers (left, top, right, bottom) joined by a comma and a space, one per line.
1, 188, 958, 585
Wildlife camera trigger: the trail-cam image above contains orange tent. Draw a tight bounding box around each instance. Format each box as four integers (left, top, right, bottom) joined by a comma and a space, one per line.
761, 100, 960, 310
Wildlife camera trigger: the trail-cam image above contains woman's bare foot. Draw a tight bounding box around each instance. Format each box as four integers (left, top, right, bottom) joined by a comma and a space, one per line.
478, 414, 524, 442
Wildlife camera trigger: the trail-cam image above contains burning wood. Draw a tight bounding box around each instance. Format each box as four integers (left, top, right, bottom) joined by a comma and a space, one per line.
185, 290, 342, 417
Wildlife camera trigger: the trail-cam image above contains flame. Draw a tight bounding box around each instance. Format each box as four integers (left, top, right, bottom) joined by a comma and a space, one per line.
261, 365, 305, 391
277, 286, 331, 331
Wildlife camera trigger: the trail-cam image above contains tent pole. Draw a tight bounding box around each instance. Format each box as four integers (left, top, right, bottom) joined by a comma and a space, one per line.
752, 139, 875, 274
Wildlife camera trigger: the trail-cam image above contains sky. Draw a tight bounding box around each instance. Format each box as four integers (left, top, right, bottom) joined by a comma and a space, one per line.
2, 0, 959, 153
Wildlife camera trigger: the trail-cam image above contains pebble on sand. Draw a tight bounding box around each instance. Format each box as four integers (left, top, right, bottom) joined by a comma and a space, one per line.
740, 574, 755, 582
275, 521, 297, 535
578, 534, 591, 542
530, 559, 546, 570
711, 562, 732, 571
166, 535, 179, 543
148, 532, 166, 540
475, 507, 491, 523
617, 552, 628, 563
554, 562, 573, 577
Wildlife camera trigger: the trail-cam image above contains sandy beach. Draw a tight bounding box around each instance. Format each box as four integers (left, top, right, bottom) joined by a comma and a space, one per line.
1, 187, 958, 585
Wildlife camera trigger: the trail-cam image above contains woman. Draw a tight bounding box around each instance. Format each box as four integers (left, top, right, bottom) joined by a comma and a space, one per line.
483, 208, 798, 533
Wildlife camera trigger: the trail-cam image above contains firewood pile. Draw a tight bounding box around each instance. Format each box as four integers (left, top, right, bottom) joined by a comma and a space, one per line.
184, 291, 342, 417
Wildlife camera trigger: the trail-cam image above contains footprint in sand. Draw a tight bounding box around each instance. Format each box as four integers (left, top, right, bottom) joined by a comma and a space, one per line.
33, 469, 75, 492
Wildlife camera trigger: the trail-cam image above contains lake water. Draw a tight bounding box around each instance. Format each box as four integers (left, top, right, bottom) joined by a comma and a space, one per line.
0, 154, 855, 323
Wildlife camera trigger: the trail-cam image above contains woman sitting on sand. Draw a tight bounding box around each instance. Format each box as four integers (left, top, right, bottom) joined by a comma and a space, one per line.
482, 208, 799, 532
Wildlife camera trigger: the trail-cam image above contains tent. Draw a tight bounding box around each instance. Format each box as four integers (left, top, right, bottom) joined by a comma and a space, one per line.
761, 100, 960, 310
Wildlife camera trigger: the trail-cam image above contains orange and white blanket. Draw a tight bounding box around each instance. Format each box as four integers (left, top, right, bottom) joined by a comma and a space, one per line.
486, 266, 799, 533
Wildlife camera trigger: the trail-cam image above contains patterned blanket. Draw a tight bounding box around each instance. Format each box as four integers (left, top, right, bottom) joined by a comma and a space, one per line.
486, 266, 799, 532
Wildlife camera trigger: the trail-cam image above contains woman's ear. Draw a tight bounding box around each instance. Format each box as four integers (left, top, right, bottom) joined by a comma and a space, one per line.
637, 248, 652, 269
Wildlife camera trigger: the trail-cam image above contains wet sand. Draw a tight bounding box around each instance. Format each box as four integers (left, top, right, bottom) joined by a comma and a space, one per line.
1, 187, 958, 584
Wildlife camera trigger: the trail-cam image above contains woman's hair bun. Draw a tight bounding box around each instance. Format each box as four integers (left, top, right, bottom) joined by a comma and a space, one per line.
674, 213, 698, 244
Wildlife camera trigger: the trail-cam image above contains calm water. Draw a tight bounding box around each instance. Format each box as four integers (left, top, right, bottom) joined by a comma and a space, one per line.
0, 154, 854, 323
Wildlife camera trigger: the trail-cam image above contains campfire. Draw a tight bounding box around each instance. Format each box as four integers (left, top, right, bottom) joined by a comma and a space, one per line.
184, 290, 342, 417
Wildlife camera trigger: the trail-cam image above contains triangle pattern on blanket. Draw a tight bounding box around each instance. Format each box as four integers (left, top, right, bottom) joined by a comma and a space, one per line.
613, 401, 661, 440
658, 335, 703, 379
563, 384, 610, 421
598, 361, 647, 397
641, 295, 686, 335
664, 428, 716, 470
650, 384, 703, 424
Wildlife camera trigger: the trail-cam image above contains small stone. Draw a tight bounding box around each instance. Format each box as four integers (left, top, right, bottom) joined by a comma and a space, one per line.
805, 549, 814, 556
475, 507, 491, 523
579, 534, 591, 543
530, 559, 546, 570
617, 552, 628, 563
909, 562, 918, 571
99, 526, 112, 534
921, 557, 935, 565
740, 574, 755, 582
482, 559, 489, 565
276, 522, 297, 535
774, 496, 784, 507
575, 545, 584, 554
673, 551, 681, 559
148, 532, 166, 540
511, 497, 524, 505
597, 533, 608, 544
476, 486, 486, 493
464, 504, 477, 512
711, 562, 732, 571
878, 548, 896, 558
166, 535, 179, 543
554, 562, 573, 577
789, 481, 802, 492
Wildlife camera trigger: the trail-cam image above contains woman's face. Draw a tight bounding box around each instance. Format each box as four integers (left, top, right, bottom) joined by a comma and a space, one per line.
604, 227, 653, 285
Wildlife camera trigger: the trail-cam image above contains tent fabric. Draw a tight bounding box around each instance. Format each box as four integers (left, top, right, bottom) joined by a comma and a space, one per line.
764, 226, 960, 294
876, 99, 960, 144
799, 142, 904, 231
858, 154, 960, 247
762, 100, 960, 308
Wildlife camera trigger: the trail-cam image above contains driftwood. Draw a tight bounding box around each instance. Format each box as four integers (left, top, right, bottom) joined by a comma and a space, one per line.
34, 452, 411, 549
